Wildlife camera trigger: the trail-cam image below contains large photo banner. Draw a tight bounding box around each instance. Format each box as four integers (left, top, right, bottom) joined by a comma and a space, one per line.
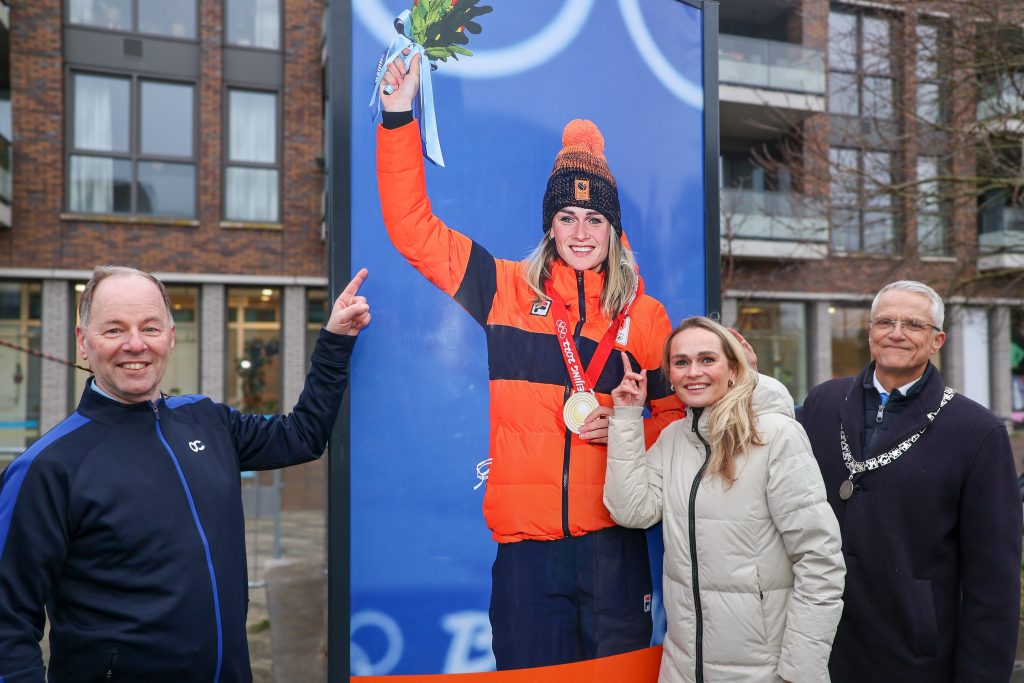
348, 0, 711, 676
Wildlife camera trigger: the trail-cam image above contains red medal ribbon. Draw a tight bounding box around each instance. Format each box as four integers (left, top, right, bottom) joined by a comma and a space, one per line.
544, 277, 637, 396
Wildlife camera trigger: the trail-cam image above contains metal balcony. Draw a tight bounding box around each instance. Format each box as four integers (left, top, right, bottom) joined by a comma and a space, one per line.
976, 77, 1024, 135
720, 188, 828, 260
978, 204, 1024, 270
719, 35, 826, 141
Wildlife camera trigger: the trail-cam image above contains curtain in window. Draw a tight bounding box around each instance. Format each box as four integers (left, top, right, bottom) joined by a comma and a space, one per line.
254, 0, 280, 49
69, 0, 131, 31
229, 91, 275, 164
70, 76, 120, 213
226, 168, 278, 222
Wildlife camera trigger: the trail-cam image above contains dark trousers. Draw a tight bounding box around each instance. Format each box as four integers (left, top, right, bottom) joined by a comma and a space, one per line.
488, 525, 653, 671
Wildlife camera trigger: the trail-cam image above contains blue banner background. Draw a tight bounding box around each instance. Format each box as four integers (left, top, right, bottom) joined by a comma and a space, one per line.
349, 0, 707, 674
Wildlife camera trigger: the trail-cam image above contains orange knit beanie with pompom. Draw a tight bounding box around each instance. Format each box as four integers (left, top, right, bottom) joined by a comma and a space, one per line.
542, 119, 622, 235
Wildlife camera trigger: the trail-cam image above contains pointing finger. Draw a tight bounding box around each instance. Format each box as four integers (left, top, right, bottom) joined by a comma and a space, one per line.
341, 268, 368, 298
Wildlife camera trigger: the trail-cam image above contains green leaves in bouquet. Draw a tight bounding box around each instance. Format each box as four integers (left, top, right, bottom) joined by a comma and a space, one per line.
410, 0, 493, 63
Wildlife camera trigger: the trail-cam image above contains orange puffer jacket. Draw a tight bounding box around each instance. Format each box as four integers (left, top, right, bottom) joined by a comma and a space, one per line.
377, 121, 683, 543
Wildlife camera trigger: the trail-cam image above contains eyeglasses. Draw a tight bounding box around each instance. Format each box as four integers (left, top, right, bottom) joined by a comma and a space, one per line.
869, 317, 941, 334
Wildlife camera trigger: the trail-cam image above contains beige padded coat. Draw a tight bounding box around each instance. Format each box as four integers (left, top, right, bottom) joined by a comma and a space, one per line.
605, 374, 845, 683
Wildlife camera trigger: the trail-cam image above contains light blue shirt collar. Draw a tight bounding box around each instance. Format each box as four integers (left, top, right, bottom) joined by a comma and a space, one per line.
872, 371, 921, 401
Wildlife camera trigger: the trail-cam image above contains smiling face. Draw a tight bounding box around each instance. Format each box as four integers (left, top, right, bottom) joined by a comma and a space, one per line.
667, 327, 738, 408
868, 289, 945, 388
550, 206, 612, 271
76, 274, 175, 404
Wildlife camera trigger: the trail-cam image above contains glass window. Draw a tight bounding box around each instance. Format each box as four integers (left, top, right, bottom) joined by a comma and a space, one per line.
164, 287, 200, 395
735, 301, 808, 402
0, 282, 42, 456
73, 284, 200, 401
861, 17, 892, 75
915, 22, 945, 125
828, 12, 857, 72
225, 90, 280, 222
226, 0, 280, 50
227, 287, 282, 414
69, 0, 131, 31
141, 81, 193, 157
827, 10, 896, 120
1011, 309, 1024, 416
69, 0, 196, 38
68, 73, 196, 217
306, 288, 328, 372
74, 74, 130, 153
138, 0, 196, 38
137, 161, 195, 217
917, 156, 948, 255
830, 305, 871, 378
830, 147, 896, 254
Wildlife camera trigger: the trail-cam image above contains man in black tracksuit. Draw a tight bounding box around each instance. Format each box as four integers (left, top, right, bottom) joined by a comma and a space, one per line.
0, 265, 371, 682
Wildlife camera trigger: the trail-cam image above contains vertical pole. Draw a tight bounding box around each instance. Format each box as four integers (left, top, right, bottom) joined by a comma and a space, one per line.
702, 1, 722, 317
325, 1, 352, 680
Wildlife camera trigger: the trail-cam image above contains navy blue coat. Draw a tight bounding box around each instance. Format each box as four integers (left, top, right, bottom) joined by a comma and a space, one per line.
798, 363, 1021, 682
0, 330, 355, 683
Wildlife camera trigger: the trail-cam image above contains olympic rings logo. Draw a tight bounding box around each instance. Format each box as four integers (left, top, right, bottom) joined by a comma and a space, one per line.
351, 610, 404, 675
353, 0, 702, 109
555, 320, 568, 337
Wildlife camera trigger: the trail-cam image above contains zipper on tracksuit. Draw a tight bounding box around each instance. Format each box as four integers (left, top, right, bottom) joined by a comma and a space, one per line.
689, 408, 711, 683
152, 400, 224, 683
560, 271, 588, 538
105, 647, 117, 682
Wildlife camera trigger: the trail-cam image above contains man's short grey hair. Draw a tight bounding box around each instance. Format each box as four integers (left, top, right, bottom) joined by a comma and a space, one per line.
79, 265, 174, 328
870, 280, 944, 331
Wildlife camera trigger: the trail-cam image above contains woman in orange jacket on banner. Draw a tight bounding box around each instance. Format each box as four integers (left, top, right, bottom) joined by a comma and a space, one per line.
377, 52, 683, 670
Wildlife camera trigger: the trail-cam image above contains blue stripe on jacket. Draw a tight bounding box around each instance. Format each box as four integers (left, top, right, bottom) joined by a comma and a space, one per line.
0, 413, 91, 561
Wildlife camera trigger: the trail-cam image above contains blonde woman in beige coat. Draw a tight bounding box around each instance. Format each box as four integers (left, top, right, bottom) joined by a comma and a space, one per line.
605, 317, 845, 683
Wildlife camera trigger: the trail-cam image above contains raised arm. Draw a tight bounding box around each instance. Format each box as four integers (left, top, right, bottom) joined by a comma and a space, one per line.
231, 269, 369, 470
604, 352, 666, 529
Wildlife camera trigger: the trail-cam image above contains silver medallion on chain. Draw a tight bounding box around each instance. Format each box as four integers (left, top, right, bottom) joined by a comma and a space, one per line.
837, 386, 955, 500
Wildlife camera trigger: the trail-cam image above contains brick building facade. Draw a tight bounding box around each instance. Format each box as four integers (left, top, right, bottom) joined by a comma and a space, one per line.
0, 0, 330, 511
718, 0, 1024, 425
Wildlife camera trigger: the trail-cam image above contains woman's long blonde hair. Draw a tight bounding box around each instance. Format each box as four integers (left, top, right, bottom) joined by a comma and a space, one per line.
662, 316, 763, 485
522, 227, 637, 319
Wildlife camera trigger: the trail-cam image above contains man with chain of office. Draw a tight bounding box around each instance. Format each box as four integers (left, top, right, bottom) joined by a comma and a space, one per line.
797, 280, 1021, 682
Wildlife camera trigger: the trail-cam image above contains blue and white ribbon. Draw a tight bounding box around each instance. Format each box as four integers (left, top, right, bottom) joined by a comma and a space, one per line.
369, 9, 445, 167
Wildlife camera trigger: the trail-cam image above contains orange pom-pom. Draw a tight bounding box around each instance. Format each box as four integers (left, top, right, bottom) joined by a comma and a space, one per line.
562, 119, 605, 156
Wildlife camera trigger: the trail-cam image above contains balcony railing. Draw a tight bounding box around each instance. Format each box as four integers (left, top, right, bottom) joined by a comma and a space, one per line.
719, 34, 825, 95
979, 204, 1024, 253
977, 74, 1024, 123
720, 188, 828, 243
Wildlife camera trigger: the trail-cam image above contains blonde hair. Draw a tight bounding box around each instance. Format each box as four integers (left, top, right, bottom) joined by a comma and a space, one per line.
662, 316, 763, 485
523, 228, 638, 319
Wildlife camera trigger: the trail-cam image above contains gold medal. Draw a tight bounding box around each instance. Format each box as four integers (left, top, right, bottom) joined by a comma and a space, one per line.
563, 391, 600, 434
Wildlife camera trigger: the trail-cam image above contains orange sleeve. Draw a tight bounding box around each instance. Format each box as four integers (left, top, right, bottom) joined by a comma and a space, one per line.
376, 121, 475, 297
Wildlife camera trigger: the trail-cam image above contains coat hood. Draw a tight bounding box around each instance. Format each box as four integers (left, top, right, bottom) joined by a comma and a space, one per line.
751, 373, 796, 420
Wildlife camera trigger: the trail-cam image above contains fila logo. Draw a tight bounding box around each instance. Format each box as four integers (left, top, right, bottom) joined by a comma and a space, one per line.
574, 178, 590, 201
643, 594, 652, 613
531, 300, 551, 316
188, 440, 206, 453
